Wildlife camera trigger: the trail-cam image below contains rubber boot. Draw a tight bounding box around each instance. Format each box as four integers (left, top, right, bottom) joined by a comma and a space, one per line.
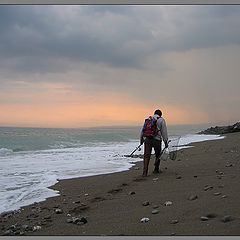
142, 158, 150, 177
153, 158, 160, 174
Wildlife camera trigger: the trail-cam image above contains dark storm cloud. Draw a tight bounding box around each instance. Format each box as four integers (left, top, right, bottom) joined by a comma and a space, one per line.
1, 5, 240, 77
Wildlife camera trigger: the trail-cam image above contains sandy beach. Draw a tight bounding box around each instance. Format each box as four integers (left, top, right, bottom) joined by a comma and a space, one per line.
1, 132, 240, 236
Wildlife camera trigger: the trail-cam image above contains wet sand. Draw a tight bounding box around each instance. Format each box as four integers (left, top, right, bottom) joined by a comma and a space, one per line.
1, 132, 240, 236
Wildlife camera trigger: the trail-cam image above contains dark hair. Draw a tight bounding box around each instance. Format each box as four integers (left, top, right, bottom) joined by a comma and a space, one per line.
154, 109, 162, 116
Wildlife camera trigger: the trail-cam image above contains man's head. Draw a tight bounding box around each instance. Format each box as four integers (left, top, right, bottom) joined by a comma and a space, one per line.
154, 109, 162, 117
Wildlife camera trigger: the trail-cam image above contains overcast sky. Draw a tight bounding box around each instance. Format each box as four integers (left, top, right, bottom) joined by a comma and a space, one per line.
0, 5, 240, 127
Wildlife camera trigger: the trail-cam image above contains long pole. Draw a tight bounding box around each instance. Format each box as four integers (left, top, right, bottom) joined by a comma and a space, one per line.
128, 143, 142, 157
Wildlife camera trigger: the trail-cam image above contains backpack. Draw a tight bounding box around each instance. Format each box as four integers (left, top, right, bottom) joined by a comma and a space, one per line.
142, 116, 160, 138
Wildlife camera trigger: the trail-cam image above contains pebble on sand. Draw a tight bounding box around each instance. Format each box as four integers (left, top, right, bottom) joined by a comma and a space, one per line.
221, 215, 234, 223
129, 191, 136, 195
140, 217, 150, 223
204, 185, 213, 191
142, 201, 150, 206
170, 219, 179, 224
200, 216, 209, 221
151, 209, 159, 214
55, 208, 63, 214
164, 201, 173, 206
188, 194, 198, 201
33, 226, 42, 231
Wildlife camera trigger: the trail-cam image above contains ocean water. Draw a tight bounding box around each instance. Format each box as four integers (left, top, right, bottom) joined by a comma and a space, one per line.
0, 124, 224, 214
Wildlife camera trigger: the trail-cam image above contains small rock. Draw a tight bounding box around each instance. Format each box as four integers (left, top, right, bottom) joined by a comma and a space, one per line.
73, 200, 81, 204
225, 163, 233, 167
55, 208, 63, 214
188, 194, 198, 201
151, 209, 159, 214
221, 195, 227, 198
67, 213, 71, 217
142, 201, 150, 206
170, 219, 179, 224
129, 191, 136, 195
76, 221, 85, 225
164, 201, 173, 206
33, 225, 41, 231
214, 192, 221, 196
194, 175, 198, 178
72, 217, 81, 224
140, 217, 150, 223
84, 193, 89, 196
201, 216, 209, 221
171, 233, 176, 236
176, 176, 182, 179
80, 217, 88, 224
221, 215, 234, 223
153, 178, 158, 181
21, 225, 30, 231
219, 172, 224, 175
204, 185, 213, 191
67, 219, 73, 223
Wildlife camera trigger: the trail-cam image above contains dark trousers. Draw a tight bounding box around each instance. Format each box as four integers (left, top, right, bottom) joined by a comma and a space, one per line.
143, 138, 162, 175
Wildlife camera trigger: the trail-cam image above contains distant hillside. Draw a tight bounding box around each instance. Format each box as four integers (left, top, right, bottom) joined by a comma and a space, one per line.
199, 122, 240, 135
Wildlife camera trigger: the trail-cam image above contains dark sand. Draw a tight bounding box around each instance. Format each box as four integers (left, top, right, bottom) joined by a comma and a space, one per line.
1, 132, 240, 236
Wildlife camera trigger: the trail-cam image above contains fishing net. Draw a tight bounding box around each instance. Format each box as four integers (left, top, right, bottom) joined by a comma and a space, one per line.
161, 137, 181, 161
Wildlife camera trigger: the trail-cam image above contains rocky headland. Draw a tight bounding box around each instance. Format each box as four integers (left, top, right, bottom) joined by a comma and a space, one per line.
199, 122, 240, 135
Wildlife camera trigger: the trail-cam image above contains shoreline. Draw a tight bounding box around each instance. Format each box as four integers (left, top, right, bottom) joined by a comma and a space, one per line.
1, 132, 240, 236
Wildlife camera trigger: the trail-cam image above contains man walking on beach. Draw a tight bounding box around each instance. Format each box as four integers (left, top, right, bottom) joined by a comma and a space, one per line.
140, 109, 168, 177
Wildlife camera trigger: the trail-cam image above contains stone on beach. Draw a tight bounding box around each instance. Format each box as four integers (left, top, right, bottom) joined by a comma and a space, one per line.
188, 194, 198, 201
200, 216, 209, 221
204, 185, 213, 191
140, 217, 150, 223
142, 201, 150, 206
164, 201, 173, 206
221, 215, 234, 223
151, 209, 159, 214
55, 208, 63, 214
68, 216, 88, 225
33, 225, 41, 231
128, 191, 136, 195
170, 219, 179, 224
